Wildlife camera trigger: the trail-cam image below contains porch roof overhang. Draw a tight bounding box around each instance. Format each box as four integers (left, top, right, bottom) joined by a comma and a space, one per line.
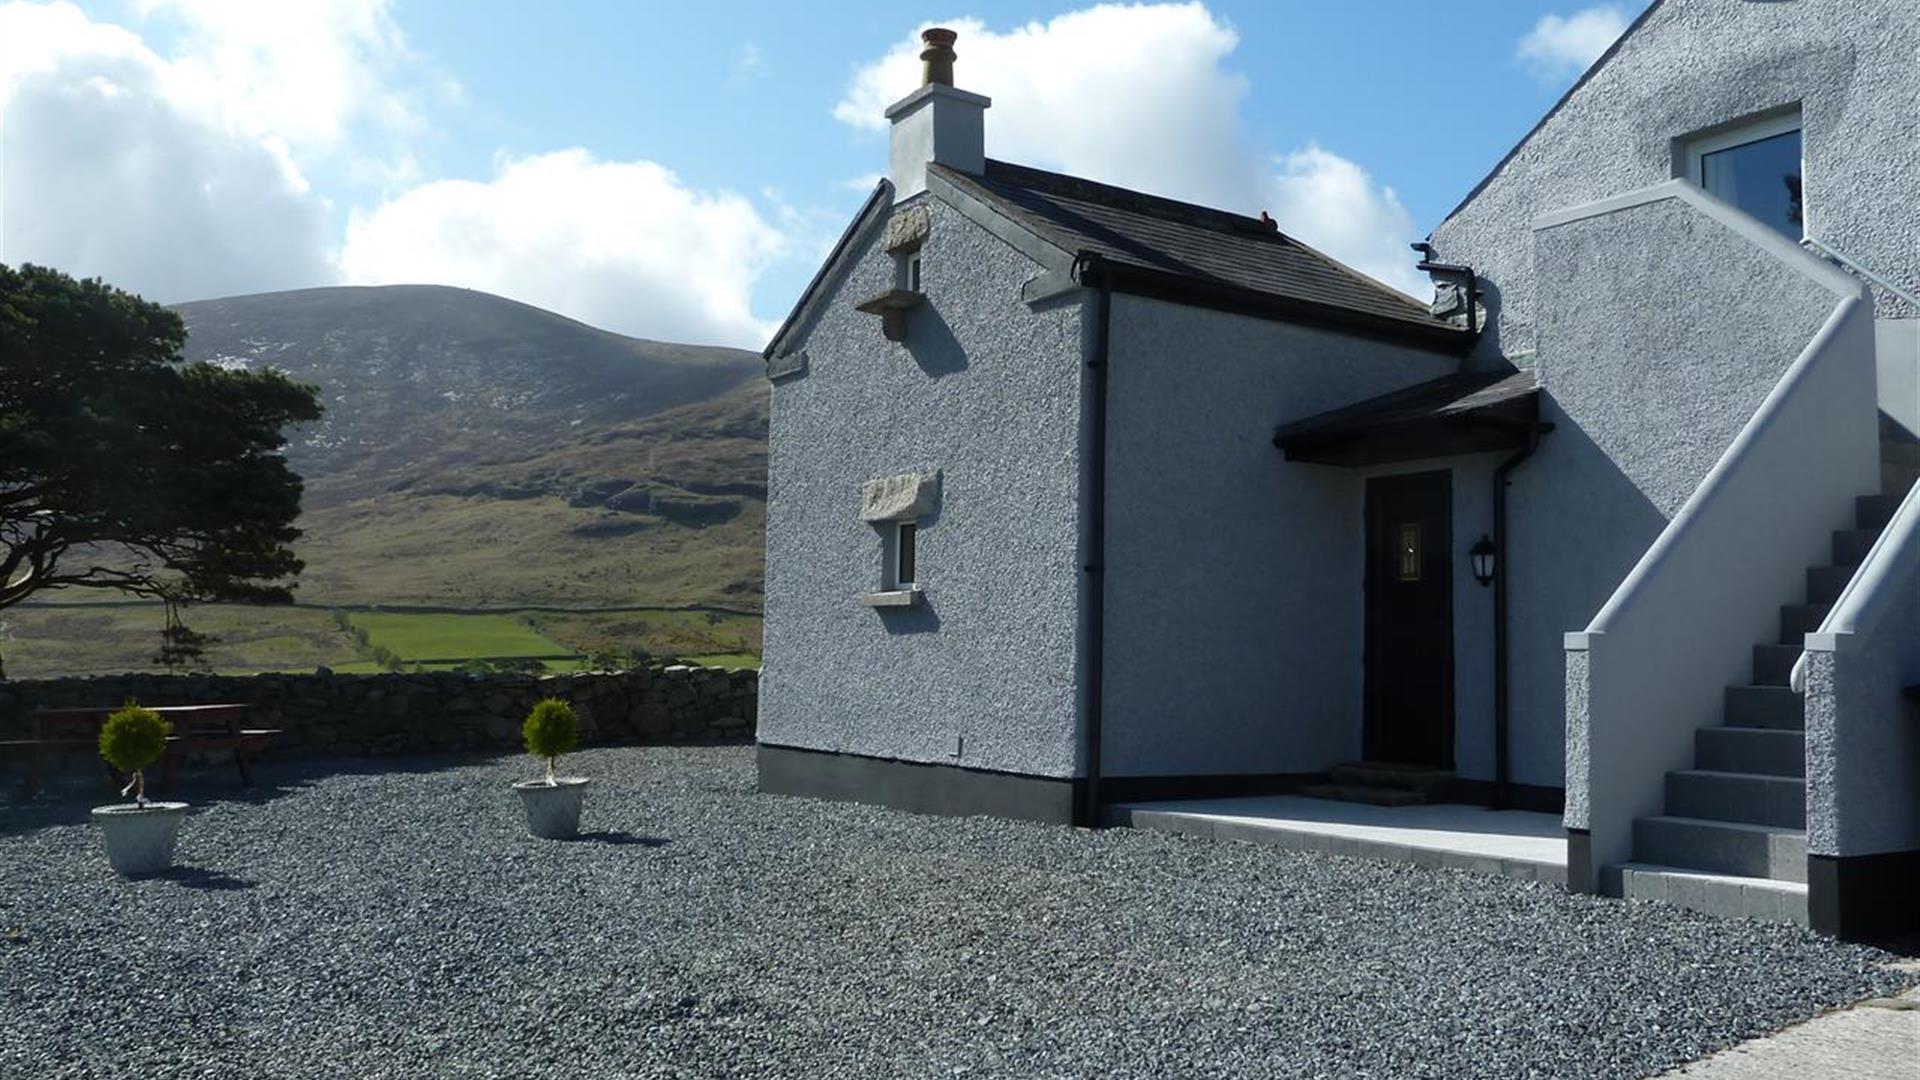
1274, 369, 1543, 467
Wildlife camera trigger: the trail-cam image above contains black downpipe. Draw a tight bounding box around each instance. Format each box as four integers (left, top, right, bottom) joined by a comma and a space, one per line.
1491, 423, 1542, 810
1077, 253, 1112, 828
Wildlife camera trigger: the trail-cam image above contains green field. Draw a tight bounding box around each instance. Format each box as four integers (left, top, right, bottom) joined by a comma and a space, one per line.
2, 603, 759, 679
683, 653, 762, 671
345, 611, 576, 662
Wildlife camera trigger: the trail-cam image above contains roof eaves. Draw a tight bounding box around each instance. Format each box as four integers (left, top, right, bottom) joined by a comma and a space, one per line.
763, 178, 894, 361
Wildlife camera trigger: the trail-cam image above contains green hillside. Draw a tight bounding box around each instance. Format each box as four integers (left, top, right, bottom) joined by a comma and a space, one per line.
294, 379, 768, 608
2, 285, 772, 679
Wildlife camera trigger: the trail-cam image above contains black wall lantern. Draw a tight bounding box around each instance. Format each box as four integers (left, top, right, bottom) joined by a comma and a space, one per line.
1469, 534, 1497, 587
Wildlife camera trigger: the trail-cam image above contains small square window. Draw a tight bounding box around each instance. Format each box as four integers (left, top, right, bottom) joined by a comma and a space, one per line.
896, 252, 923, 293
1683, 112, 1803, 240
893, 521, 917, 588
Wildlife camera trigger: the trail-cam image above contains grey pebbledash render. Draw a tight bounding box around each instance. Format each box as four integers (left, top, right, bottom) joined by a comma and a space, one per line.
757, 3, 1920, 942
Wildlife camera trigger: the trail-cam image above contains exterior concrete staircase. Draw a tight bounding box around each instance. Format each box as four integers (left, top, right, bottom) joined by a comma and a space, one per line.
1604, 436, 1920, 924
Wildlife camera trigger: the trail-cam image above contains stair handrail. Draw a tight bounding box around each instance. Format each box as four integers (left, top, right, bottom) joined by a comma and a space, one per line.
1789, 475, 1920, 693
1801, 237, 1920, 314
1785, 238, 1920, 696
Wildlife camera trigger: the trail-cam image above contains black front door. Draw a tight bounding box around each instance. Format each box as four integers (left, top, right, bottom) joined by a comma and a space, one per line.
1362, 470, 1454, 768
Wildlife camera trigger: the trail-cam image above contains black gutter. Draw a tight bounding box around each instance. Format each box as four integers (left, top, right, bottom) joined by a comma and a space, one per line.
1075, 252, 1113, 828
1491, 421, 1547, 809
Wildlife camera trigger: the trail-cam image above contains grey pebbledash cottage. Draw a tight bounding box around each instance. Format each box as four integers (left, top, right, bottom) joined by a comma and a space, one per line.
755, 3, 1920, 942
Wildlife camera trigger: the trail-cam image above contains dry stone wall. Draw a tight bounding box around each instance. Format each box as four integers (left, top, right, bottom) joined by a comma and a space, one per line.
0, 665, 756, 759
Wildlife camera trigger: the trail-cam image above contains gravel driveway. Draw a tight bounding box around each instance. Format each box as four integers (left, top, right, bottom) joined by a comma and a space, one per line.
2, 745, 1910, 1079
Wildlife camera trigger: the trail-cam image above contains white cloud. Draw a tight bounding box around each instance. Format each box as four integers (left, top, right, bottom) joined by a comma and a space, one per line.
0, 1, 335, 301
836, 5, 1251, 211
732, 41, 765, 86
1268, 145, 1424, 299
340, 150, 786, 348
835, 4, 1427, 299
0, 1, 786, 343
1516, 5, 1629, 82
133, 0, 446, 152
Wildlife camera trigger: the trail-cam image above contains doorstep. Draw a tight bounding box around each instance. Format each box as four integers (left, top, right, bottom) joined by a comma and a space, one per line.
1107, 794, 1568, 886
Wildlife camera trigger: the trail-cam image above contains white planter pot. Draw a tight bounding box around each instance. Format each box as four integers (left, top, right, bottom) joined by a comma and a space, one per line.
91, 802, 189, 876
512, 778, 590, 839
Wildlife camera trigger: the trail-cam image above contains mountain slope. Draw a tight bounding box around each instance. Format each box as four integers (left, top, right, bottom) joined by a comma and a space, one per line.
176, 285, 762, 507
296, 380, 769, 607
170, 285, 770, 608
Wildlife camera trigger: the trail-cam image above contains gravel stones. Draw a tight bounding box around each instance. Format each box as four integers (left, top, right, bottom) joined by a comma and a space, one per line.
2, 746, 1910, 1079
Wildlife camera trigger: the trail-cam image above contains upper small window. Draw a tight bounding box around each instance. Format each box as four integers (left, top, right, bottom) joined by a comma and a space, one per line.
895, 252, 923, 293
1684, 113, 1803, 240
892, 521, 917, 588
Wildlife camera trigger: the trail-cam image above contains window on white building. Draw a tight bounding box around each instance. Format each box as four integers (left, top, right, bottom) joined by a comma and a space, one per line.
896, 251, 923, 293
1684, 112, 1803, 240
892, 521, 917, 588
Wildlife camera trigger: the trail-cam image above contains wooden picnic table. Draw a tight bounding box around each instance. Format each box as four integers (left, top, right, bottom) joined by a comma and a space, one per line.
5, 703, 282, 796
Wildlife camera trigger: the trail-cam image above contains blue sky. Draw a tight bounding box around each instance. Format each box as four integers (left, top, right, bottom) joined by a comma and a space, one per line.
0, 1, 1651, 348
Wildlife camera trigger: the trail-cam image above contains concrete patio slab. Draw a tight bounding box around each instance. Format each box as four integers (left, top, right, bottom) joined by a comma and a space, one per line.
1658, 977, 1920, 1078
1109, 795, 1568, 886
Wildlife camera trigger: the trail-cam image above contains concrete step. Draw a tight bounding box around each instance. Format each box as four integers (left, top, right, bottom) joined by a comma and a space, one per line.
1881, 437, 1920, 468
1778, 602, 1832, 644
1751, 643, 1800, 686
1858, 493, 1902, 530
1695, 726, 1805, 778
1806, 564, 1858, 607
1832, 527, 1882, 566
1328, 762, 1454, 791
1724, 684, 1805, 730
1664, 769, 1806, 828
1633, 815, 1806, 882
1605, 862, 1808, 926
1881, 460, 1920, 497
1298, 784, 1427, 808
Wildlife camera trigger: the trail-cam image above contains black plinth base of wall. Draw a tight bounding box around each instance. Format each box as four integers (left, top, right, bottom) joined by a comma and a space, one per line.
1808, 850, 1920, 944
1565, 828, 1594, 894
757, 743, 1085, 825
1097, 772, 1323, 803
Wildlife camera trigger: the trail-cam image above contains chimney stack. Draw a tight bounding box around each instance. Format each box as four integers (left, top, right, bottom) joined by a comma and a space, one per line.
886, 27, 989, 200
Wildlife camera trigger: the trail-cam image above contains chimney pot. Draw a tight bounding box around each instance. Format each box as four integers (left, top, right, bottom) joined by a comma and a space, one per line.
920, 27, 958, 86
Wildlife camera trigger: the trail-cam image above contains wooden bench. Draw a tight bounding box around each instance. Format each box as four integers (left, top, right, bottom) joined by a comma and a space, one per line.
12, 704, 282, 796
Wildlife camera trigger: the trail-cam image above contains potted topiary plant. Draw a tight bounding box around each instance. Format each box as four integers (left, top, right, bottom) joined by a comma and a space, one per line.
512, 697, 588, 839
91, 703, 188, 876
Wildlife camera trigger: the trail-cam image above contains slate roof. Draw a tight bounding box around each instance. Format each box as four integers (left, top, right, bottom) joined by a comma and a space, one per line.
1275, 369, 1539, 443
1271, 368, 1540, 467
932, 159, 1458, 335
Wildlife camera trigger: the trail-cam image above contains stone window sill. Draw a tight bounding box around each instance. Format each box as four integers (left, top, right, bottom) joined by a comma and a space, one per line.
853, 289, 925, 342
858, 587, 923, 608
